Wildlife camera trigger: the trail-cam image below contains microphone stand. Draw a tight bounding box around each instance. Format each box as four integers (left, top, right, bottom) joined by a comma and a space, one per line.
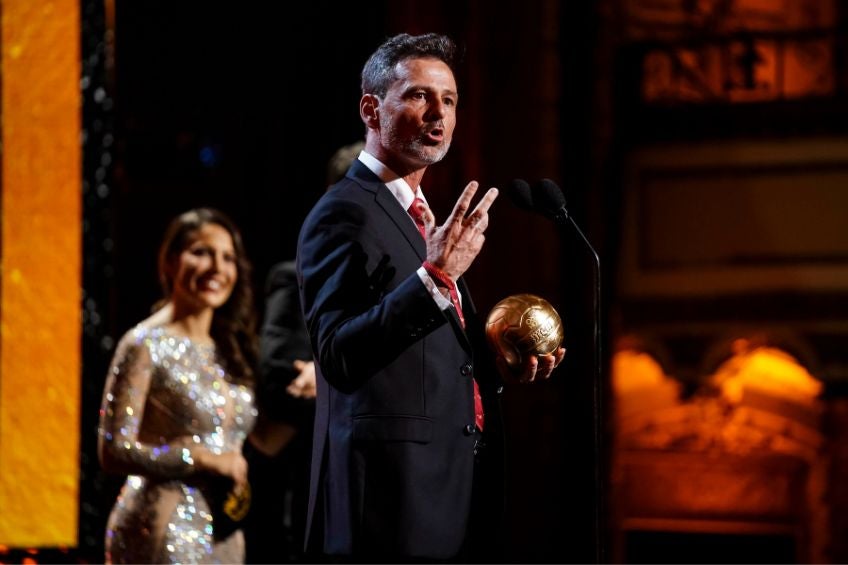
552, 207, 604, 564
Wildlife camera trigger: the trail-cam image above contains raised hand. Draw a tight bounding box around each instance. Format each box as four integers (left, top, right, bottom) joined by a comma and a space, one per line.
425, 181, 499, 281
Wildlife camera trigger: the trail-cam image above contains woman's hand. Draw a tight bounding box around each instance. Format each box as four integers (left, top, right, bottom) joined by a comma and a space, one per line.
194, 448, 248, 489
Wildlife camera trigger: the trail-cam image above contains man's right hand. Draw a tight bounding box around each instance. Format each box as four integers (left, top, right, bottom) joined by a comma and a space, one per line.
425, 181, 499, 281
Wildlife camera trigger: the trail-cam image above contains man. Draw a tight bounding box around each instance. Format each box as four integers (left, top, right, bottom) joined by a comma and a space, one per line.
296, 33, 564, 561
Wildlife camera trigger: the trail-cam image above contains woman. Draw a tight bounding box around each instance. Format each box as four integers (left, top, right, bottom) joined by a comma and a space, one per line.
98, 208, 259, 563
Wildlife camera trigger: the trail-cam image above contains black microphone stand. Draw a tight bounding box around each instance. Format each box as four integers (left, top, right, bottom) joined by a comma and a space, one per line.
551, 206, 604, 564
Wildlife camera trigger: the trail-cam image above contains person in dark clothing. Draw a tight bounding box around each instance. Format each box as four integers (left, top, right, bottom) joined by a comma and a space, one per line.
242, 141, 364, 563
242, 261, 315, 563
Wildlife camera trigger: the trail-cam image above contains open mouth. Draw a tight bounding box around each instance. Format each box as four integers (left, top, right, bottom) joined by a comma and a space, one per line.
423, 127, 444, 144
199, 278, 227, 292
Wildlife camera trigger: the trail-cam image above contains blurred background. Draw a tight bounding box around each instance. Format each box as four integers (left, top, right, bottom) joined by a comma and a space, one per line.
3, 0, 848, 563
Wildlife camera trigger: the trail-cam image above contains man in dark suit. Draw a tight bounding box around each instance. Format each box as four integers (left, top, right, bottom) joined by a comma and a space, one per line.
296, 33, 564, 562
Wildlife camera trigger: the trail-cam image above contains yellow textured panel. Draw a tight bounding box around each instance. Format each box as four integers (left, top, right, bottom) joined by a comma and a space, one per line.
0, 0, 82, 547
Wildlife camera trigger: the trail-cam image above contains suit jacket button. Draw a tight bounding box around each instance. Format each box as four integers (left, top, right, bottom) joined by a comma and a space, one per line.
460, 363, 472, 376
464, 424, 475, 435
496, 385, 504, 395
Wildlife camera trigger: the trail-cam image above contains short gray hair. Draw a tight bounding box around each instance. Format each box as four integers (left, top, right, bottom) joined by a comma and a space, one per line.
361, 33, 458, 98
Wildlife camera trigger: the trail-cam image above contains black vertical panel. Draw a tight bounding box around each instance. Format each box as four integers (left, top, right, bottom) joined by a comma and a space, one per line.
80, 0, 121, 561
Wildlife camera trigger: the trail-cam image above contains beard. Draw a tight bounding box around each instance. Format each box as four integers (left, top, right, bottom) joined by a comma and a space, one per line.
380, 118, 451, 166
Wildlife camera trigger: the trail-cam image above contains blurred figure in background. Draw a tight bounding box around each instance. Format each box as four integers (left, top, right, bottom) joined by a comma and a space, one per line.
242, 259, 314, 563
325, 140, 366, 187
243, 140, 364, 563
98, 207, 259, 564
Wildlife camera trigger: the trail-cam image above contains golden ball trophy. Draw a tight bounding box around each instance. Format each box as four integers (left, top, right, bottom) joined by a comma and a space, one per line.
485, 293, 564, 367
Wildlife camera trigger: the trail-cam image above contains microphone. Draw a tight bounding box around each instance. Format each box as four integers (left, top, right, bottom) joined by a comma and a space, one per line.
507, 178, 569, 224
532, 178, 569, 224
505, 178, 534, 212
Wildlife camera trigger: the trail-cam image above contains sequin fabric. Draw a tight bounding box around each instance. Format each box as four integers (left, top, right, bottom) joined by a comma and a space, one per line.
99, 325, 257, 564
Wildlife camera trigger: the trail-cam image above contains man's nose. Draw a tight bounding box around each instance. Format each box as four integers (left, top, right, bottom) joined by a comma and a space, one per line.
428, 99, 447, 120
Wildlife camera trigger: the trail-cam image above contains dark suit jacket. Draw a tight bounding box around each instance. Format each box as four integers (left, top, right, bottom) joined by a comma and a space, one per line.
296, 160, 503, 560
256, 260, 314, 429
243, 260, 315, 564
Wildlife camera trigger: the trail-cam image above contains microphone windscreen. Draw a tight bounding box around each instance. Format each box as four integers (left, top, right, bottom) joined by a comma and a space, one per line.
532, 178, 566, 215
506, 179, 534, 211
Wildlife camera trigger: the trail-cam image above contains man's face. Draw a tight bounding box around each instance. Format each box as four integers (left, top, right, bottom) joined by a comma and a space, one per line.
376, 57, 458, 169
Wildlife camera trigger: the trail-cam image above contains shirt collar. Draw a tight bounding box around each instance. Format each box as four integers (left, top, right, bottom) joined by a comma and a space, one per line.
358, 150, 426, 211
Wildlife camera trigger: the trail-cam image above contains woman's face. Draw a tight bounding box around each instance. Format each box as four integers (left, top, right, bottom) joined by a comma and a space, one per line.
168, 223, 238, 312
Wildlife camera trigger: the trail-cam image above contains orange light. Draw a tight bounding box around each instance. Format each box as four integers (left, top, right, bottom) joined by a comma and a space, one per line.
0, 0, 81, 547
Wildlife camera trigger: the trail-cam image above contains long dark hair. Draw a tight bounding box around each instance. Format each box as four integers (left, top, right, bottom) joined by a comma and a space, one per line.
157, 207, 258, 385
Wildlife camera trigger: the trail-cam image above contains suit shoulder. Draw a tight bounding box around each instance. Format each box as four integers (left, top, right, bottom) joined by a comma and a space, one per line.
301, 183, 371, 229
267, 260, 296, 280
327, 176, 377, 201
265, 261, 297, 294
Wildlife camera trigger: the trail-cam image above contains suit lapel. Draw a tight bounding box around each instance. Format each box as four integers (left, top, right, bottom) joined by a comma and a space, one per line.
348, 161, 426, 260
454, 279, 474, 351
375, 189, 427, 260
457, 279, 477, 318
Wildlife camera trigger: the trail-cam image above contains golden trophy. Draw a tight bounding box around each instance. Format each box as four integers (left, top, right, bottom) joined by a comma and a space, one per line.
485, 293, 564, 368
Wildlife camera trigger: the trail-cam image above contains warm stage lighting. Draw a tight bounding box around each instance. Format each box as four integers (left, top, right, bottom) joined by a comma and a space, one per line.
0, 0, 82, 548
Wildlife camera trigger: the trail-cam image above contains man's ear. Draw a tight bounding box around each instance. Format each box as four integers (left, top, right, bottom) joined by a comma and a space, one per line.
360, 94, 380, 129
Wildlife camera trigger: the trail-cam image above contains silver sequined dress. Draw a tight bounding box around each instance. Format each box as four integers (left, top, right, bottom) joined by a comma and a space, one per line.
99, 325, 257, 564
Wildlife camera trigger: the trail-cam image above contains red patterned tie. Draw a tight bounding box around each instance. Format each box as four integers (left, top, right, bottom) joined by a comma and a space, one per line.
408, 198, 428, 240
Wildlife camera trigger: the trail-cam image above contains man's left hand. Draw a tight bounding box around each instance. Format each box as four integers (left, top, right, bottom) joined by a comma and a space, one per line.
495, 347, 566, 384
